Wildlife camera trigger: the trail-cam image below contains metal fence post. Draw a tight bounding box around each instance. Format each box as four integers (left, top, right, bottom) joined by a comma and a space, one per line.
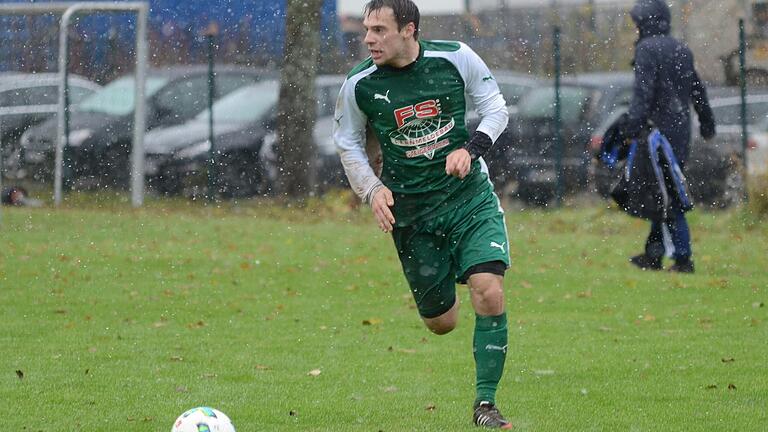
554, 26, 563, 208
205, 23, 218, 202
739, 18, 749, 203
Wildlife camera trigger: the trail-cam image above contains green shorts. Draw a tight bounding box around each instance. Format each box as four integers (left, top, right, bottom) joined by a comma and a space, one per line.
391, 189, 509, 319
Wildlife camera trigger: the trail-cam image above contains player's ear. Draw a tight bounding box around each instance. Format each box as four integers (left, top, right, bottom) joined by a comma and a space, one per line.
402, 22, 416, 39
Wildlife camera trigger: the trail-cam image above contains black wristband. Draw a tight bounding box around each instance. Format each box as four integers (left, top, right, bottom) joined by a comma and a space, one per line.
462, 131, 493, 160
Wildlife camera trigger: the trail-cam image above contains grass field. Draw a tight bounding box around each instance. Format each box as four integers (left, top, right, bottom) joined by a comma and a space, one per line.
1, 194, 766, 431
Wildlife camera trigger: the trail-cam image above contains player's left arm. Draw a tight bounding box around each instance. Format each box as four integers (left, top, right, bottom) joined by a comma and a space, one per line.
445, 42, 509, 178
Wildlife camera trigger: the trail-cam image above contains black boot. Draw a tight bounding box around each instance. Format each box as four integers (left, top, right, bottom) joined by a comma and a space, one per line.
629, 254, 662, 271
669, 258, 695, 273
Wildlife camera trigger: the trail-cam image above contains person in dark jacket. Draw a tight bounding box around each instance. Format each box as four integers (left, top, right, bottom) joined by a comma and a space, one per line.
620, 0, 716, 273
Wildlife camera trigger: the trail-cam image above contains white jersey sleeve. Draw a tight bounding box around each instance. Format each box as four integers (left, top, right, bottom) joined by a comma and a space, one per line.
428, 42, 509, 142
333, 73, 384, 203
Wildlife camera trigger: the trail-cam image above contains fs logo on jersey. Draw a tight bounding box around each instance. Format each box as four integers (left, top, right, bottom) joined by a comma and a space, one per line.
389, 99, 454, 159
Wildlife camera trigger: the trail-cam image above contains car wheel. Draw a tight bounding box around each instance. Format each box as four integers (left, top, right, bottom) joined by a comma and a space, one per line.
517, 181, 553, 207
215, 150, 268, 198
590, 164, 619, 199
718, 161, 745, 209
690, 154, 744, 209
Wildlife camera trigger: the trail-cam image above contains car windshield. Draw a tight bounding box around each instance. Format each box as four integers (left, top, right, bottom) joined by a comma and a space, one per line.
712, 101, 768, 125
75, 76, 168, 116
517, 86, 590, 123
195, 80, 280, 124
497, 82, 536, 106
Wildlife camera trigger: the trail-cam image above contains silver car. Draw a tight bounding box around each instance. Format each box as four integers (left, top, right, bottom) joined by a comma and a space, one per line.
1, 72, 101, 177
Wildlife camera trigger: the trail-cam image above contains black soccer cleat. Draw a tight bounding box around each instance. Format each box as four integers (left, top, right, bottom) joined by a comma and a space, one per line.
668, 259, 695, 274
629, 254, 662, 271
473, 401, 513, 429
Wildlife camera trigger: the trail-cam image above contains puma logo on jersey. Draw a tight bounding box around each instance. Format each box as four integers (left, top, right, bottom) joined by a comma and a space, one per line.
490, 241, 506, 253
482, 75, 495, 82
374, 90, 390, 104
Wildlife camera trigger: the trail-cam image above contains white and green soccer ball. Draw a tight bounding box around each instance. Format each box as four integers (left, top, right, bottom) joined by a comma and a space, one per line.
171, 407, 236, 432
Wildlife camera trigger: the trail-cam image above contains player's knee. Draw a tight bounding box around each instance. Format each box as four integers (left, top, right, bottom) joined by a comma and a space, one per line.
474, 284, 504, 302
423, 310, 457, 335
426, 320, 456, 335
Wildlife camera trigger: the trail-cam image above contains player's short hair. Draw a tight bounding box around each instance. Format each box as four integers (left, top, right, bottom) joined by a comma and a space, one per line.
364, 0, 420, 40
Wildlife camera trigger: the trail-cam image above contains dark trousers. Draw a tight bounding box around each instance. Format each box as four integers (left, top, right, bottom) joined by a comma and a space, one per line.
645, 205, 691, 262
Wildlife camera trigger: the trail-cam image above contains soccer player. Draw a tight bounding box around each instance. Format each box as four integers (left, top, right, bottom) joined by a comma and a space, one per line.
333, 0, 512, 428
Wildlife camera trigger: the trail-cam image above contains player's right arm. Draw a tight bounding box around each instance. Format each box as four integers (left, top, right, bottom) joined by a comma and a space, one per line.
334, 78, 396, 232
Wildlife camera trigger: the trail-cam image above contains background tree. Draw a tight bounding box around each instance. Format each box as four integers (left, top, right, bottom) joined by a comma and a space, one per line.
275, 0, 324, 199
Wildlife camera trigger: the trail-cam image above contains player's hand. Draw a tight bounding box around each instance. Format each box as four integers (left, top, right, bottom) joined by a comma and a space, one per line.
371, 186, 396, 233
445, 148, 471, 179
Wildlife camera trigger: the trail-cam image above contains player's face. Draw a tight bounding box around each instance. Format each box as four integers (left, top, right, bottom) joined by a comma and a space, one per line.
363, 7, 415, 66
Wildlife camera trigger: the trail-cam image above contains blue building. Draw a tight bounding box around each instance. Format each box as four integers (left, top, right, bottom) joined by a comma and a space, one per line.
0, 0, 339, 76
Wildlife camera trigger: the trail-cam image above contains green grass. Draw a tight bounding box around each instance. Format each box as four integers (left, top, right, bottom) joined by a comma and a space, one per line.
1, 194, 766, 431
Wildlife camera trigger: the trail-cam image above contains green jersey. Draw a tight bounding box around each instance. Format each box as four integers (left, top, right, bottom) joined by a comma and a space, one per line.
334, 40, 508, 226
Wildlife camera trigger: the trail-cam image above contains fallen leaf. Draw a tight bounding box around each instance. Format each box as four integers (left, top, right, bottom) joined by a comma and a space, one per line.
721, 357, 735, 363
170, 356, 183, 362
255, 365, 271, 370
362, 318, 383, 325
15, 370, 23, 379
705, 384, 717, 390
187, 320, 206, 329
289, 410, 298, 417
728, 383, 737, 390
425, 403, 436, 411
307, 369, 322, 377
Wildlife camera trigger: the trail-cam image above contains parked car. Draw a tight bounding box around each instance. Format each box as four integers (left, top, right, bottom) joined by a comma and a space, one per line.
489, 70, 541, 111
143, 75, 345, 198
743, 117, 768, 178
478, 72, 634, 204
0, 73, 101, 177
19, 65, 269, 187
589, 87, 768, 208
464, 71, 541, 186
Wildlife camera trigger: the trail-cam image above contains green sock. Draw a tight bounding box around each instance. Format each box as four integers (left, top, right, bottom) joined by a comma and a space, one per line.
473, 312, 508, 405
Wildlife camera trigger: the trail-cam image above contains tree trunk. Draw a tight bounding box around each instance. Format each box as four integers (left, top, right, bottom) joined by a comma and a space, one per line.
275, 0, 323, 199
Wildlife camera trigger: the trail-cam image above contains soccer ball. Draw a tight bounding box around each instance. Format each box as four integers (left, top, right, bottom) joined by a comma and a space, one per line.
171, 407, 236, 432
